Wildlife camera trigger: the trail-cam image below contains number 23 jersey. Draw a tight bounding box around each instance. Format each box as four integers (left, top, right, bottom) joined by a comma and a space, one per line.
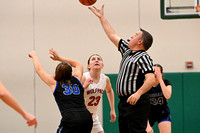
83, 72, 106, 114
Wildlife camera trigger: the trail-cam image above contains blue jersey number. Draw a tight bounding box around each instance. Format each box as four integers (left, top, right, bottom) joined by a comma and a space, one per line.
62, 84, 80, 95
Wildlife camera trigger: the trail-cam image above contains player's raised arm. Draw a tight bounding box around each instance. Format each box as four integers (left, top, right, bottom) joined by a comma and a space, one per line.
89, 5, 121, 48
49, 48, 83, 81
29, 51, 56, 91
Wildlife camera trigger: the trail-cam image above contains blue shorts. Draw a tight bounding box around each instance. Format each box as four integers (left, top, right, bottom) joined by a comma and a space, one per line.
149, 107, 171, 127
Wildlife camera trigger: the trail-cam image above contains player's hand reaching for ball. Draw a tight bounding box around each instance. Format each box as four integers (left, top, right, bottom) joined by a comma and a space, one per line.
49, 48, 60, 61
88, 5, 104, 19
28, 51, 37, 58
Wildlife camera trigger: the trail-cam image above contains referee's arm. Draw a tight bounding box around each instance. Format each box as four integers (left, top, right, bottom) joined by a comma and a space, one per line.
127, 73, 155, 105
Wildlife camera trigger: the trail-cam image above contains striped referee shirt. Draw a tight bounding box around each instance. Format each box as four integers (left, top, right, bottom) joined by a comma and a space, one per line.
116, 39, 154, 97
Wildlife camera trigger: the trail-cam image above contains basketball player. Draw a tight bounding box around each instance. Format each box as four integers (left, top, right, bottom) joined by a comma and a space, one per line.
146, 64, 172, 133
0, 81, 37, 128
49, 50, 116, 133
80, 54, 116, 133
29, 50, 93, 133
89, 5, 155, 133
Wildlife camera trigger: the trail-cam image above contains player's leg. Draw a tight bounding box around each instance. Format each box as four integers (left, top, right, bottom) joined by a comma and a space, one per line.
157, 107, 171, 133
91, 123, 104, 133
91, 115, 104, 133
158, 121, 171, 133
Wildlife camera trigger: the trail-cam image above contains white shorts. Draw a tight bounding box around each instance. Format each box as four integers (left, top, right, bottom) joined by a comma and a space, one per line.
91, 113, 104, 133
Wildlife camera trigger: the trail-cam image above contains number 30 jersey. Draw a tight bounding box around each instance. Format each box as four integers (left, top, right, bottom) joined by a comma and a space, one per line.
147, 79, 171, 111
53, 76, 87, 118
83, 72, 106, 115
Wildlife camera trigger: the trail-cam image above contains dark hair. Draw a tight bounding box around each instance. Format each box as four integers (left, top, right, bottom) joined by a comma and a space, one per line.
140, 28, 153, 51
153, 64, 163, 74
54, 62, 72, 83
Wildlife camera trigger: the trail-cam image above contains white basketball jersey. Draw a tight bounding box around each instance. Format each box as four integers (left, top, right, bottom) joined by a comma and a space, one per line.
83, 72, 106, 115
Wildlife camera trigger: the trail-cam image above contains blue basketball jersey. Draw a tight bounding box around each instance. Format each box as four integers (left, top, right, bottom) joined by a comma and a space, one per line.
147, 79, 171, 111
53, 76, 86, 117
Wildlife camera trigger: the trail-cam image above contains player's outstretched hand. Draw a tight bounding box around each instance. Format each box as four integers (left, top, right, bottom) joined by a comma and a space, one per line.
88, 5, 104, 19
28, 51, 37, 58
49, 48, 60, 61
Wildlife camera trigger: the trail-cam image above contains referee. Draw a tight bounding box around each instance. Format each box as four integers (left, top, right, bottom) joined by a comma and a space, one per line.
89, 5, 155, 133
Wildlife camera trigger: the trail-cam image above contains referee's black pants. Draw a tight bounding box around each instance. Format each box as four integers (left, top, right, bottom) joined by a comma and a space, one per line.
118, 95, 150, 133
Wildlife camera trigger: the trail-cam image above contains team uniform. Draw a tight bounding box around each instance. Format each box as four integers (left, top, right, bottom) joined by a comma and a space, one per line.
84, 72, 106, 133
54, 76, 93, 133
117, 39, 154, 133
147, 79, 171, 127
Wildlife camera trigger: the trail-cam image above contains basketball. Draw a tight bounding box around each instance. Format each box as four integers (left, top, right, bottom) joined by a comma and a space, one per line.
196, 5, 200, 12
79, 0, 97, 6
